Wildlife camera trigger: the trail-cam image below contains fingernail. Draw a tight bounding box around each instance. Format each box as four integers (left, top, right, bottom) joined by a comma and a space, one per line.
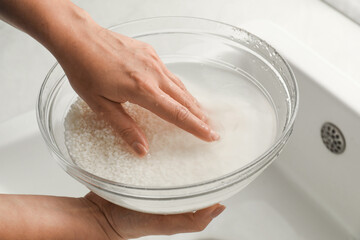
210, 130, 220, 141
211, 205, 226, 219
132, 142, 148, 156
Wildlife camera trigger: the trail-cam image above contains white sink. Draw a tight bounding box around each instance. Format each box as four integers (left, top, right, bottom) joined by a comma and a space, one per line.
1, 22, 359, 239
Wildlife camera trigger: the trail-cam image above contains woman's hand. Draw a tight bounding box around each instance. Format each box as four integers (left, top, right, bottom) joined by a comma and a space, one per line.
1, 0, 219, 157
0, 193, 225, 240
0, 1, 225, 239
84, 192, 225, 239
58, 26, 220, 156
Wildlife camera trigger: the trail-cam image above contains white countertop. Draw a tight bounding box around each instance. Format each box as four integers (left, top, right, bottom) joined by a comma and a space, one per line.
1, 0, 360, 123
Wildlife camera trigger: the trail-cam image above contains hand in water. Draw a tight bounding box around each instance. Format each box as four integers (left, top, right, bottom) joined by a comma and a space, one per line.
58, 24, 219, 156
1, 0, 219, 156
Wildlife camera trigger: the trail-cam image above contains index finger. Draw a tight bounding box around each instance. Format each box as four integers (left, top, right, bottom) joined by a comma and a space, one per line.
136, 89, 219, 142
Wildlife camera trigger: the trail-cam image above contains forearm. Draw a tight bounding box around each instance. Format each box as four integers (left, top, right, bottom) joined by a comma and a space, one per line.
0, 194, 113, 240
0, 0, 99, 61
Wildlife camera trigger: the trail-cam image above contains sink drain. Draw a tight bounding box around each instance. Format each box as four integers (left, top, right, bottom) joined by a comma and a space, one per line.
321, 122, 345, 154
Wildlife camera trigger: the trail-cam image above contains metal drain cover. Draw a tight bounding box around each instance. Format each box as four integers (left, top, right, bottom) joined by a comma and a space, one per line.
321, 122, 345, 154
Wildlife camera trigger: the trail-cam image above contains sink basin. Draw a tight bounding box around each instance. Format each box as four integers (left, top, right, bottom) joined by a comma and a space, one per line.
1, 21, 359, 239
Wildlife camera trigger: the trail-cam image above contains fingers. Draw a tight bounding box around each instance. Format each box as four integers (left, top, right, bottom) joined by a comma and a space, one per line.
156, 56, 202, 108
85, 192, 225, 239
137, 90, 219, 142
162, 66, 201, 108
90, 97, 149, 156
161, 204, 226, 235
160, 81, 207, 122
163, 67, 187, 91
145, 204, 226, 236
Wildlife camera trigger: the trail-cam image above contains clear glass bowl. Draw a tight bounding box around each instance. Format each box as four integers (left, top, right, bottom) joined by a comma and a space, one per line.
37, 17, 298, 214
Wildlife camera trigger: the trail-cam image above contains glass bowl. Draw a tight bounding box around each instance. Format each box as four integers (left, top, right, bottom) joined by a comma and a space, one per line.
37, 17, 298, 214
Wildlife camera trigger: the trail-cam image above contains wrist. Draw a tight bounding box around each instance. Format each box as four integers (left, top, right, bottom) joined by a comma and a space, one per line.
1, 0, 101, 64
38, 1, 100, 59
0, 194, 117, 240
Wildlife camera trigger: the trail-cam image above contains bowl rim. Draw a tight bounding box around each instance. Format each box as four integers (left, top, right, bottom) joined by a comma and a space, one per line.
36, 16, 299, 193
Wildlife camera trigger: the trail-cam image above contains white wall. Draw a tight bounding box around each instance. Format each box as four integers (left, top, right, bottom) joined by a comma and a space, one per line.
0, 24, 54, 123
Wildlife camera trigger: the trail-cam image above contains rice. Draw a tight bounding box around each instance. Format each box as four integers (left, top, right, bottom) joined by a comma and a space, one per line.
64, 71, 277, 187
65, 98, 226, 186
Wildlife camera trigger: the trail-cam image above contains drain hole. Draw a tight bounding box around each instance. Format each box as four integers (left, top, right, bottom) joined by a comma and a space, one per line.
321, 122, 345, 154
